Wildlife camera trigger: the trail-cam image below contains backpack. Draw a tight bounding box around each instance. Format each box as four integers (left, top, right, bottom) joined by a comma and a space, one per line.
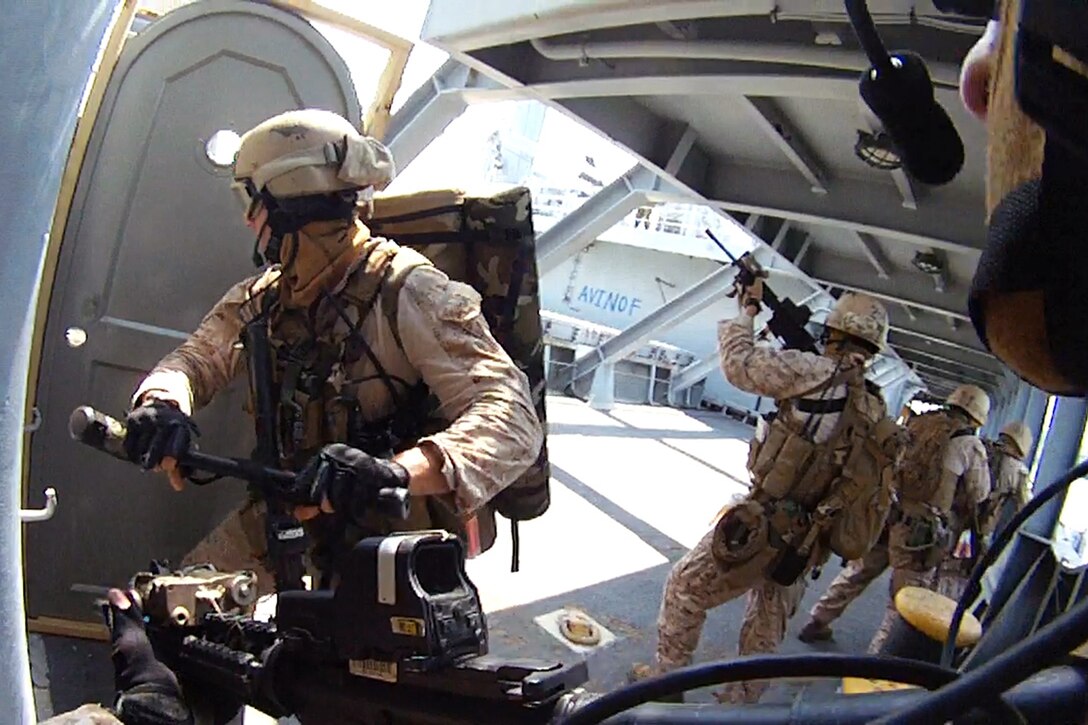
748, 370, 899, 563
895, 411, 972, 515
827, 411, 902, 561
367, 187, 550, 565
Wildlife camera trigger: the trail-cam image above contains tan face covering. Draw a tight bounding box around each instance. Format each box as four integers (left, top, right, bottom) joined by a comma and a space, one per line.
277, 219, 377, 308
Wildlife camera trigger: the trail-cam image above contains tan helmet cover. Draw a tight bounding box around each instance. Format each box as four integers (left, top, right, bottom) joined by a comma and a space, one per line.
233, 108, 394, 198
825, 291, 890, 351
999, 421, 1033, 459
946, 384, 991, 427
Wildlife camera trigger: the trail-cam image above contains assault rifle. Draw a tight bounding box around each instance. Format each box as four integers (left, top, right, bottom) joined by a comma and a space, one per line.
69, 407, 1088, 724
242, 311, 310, 592
116, 535, 589, 725
706, 228, 819, 354
68, 406, 410, 520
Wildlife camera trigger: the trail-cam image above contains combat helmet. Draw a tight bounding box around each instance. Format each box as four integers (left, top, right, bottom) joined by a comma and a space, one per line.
999, 421, 1033, 459
233, 108, 394, 202
946, 384, 990, 427
825, 292, 889, 352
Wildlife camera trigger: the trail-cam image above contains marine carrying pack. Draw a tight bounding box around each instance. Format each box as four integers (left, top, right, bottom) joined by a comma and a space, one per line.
746, 369, 899, 568
895, 411, 973, 516
367, 186, 550, 569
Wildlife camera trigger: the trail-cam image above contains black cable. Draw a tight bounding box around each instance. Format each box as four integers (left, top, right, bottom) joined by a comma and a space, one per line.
844, 0, 895, 73
872, 591, 1088, 724
941, 456, 1088, 667
559, 654, 958, 725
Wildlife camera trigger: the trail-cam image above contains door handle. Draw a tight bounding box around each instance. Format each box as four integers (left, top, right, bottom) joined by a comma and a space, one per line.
20, 487, 57, 523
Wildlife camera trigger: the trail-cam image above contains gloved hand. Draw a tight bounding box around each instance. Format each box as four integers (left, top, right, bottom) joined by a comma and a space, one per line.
124, 400, 197, 491
295, 443, 410, 524
738, 278, 764, 314
103, 588, 193, 725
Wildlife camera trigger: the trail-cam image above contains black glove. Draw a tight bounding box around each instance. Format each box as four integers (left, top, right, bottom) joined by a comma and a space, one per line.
102, 590, 193, 725
298, 443, 410, 524
124, 400, 197, 470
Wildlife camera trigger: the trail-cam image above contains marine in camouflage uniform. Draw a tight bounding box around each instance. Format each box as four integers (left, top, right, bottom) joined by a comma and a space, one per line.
638, 286, 891, 704
936, 421, 1033, 602
127, 110, 542, 590
869, 385, 991, 653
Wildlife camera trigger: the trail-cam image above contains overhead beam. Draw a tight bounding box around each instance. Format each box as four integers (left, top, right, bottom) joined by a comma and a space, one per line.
852, 231, 892, 280
793, 235, 814, 267
569, 265, 738, 384
550, 95, 983, 253
811, 275, 969, 321
907, 359, 986, 387
702, 164, 984, 255
889, 325, 991, 357
889, 342, 1005, 378
770, 220, 792, 251
384, 60, 502, 169
895, 350, 1000, 386
536, 164, 668, 275
397, 63, 983, 252
740, 96, 828, 194
803, 252, 971, 321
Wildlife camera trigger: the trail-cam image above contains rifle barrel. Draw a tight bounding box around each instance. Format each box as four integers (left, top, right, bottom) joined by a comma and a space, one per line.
705, 228, 739, 264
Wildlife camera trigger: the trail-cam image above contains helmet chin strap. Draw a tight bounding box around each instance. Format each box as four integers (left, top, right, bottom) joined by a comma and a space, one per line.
251, 225, 283, 267
249, 188, 357, 267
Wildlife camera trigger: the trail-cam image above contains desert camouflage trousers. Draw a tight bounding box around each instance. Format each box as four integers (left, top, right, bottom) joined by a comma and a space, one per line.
808, 542, 889, 627
653, 529, 807, 704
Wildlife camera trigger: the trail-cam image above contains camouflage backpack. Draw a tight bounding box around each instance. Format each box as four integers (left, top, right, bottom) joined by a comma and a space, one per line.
367, 187, 550, 565
896, 411, 973, 515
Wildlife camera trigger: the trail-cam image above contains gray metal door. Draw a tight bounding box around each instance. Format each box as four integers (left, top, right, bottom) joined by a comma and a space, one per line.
27, 0, 360, 622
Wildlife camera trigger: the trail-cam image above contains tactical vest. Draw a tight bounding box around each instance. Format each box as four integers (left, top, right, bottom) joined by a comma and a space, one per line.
243, 188, 550, 571
895, 411, 974, 518
980, 440, 1029, 536
746, 366, 899, 562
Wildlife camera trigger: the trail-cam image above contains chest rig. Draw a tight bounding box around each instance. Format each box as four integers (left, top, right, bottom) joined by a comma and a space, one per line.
245, 242, 433, 472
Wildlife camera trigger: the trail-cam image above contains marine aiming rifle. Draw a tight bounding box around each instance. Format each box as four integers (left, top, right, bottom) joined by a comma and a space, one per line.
705, 228, 819, 354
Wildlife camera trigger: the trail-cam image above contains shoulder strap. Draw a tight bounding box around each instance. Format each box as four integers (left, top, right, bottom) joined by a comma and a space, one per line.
378, 246, 433, 352
780, 364, 862, 428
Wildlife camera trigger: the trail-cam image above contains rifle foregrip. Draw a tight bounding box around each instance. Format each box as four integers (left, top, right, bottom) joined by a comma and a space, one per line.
69, 405, 129, 462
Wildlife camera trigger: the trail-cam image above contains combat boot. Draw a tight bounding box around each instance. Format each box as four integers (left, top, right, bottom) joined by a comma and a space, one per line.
798, 619, 834, 643
627, 663, 684, 703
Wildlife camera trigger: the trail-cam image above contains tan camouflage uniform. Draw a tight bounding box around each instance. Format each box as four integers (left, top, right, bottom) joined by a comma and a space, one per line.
652, 311, 871, 704
807, 537, 889, 629
869, 434, 990, 652
40, 705, 121, 725
134, 221, 542, 590
980, 445, 1032, 537
936, 443, 1031, 601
